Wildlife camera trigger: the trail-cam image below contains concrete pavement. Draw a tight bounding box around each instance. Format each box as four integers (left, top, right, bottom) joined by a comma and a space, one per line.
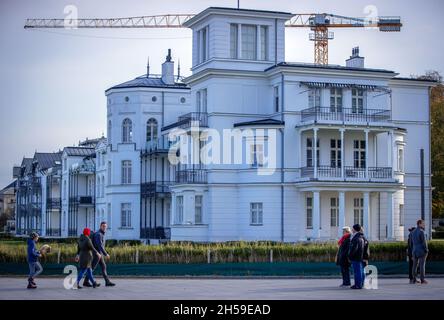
0, 277, 443, 300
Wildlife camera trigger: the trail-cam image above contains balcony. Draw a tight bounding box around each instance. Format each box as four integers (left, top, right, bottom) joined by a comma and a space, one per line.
300, 107, 391, 125
140, 227, 171, 239
143, 137, 172, 156
162, 112, 208, 131
299, 166, 394, 181
175, 169, 208, 184
47, 198, 61, 209
141, 181, 172, 198
69, 196, 94, 206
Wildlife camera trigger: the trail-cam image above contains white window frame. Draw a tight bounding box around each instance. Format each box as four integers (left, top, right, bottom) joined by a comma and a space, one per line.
308, 88, 321, 109
330, 88, 343, 112
330, 197, 339, 227
353, 198, 364, 226
397, 147, 404, 172
120, 203, 131, 228
352, 89, 365, 114
122, 118, 133, 143
250, 202, 263, 225
121, 160, 132, 184
195, 195, 203, 224
399, 203, 405, 226
306, 197, 313, 229
241, 24, 257, 60
175, 195, 184, 224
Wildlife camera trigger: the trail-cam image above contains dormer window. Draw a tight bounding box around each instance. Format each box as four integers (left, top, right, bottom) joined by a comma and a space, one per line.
230, 24, 269, 61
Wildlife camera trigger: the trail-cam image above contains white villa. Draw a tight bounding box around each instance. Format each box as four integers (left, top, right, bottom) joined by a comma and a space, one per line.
14, 7, 435, 243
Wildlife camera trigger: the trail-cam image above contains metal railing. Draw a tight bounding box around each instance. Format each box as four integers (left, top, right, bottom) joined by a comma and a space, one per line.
69, 196, 94, 205
46, 228, 61, 237
144, 137, 172, 153
301, 107, 391, 123
140, 227, 171, 239
141, 181, 173, 197
47, 198, 61, 209
300, 166, 393, 180
175, 169, 208, 184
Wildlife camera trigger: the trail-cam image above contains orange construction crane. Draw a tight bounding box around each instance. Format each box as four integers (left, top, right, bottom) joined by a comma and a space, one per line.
24, 11, 402, 65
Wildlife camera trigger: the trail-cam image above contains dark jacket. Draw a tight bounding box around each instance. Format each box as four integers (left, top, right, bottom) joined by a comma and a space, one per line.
77, 234, 99, 269
336, 234, 351, 266
412, 227, 428, 258
27, 238, 41, 263
348, 232, 368, 262
92, 230, 108, 256
407, 228, 415, 258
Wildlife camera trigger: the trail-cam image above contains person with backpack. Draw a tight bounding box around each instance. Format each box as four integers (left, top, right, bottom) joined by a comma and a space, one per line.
83, 221, 115, 287
27, 232, 42, 289
348, 224, 369, 289
336, 226, 352, 287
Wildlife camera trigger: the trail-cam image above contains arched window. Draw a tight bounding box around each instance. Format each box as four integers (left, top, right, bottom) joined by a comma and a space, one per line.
146, 118, 158, 143
122, 118, 133, 143
107, 120, 112, 145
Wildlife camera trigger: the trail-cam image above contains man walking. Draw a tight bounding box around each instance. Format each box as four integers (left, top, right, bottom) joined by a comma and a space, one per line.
348, 224, 366, 289
412, 219, 429, 284
407, 226, 416, 283
83, 221, 116, 287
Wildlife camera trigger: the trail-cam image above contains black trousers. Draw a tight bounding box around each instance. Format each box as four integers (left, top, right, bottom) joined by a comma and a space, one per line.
85, 255, 109, 283
340, 264, 351, 285
408, 256, 414, 280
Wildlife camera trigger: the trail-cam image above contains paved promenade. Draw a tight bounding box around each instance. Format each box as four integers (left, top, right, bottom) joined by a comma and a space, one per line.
0, 277, 443, 300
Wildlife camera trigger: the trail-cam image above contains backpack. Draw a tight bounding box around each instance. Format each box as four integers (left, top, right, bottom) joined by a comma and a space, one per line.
363, 237, 370, 261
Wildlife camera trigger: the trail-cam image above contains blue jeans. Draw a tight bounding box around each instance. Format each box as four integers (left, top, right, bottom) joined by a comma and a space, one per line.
77, 268, 95, 285
28, 261, 43, 280
351, 261, 365, 288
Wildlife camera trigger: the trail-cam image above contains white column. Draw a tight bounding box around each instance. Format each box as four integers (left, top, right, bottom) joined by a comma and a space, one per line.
340, 128, 345, 179
312, 191, 321, 239
365, 129, 369, 179
256, 25, 261, 60
388, 130, 394, 177
299, 129, 303, 169
237, 24, 242, 59
363, 191, 370, 239
387, 191, 394, 240
313, 128, 318, 179
338, 191, 346, 238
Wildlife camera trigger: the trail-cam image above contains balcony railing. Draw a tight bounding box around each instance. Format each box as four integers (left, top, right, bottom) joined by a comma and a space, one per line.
141, 181, 172, 197
301, 107, 391, 123
69, 196, 94, 205
175, 169, 208, 184
300, 166, 393, 180
46, 228, 61, 237
143, 137, 172, 155
140, 227, 171, 239
163, 112, 208, 131
47, 198, 61, 209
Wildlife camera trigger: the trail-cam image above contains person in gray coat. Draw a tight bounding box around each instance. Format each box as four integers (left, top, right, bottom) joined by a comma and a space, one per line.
411, 219, 429, 284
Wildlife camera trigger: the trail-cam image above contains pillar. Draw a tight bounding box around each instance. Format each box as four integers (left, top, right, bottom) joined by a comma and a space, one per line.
312, 191, 321, 239
313, 128, 318, 179
338, 191, 346, 238
363, 191, 370, 239
387, 191, 394, 240
340, 128, 345, 179
365, 129, 369, 179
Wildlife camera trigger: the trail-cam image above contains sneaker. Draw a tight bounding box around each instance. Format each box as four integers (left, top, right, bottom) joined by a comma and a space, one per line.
83, 281, 93, 287
27, 282, 37, 289
421, 280, 428, 285
92, 282, 101, 288
105, 281, 116, 287
350, 285, 362, 289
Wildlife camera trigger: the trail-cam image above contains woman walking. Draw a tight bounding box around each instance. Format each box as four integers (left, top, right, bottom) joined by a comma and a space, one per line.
336, 226, 352, 287
75, 228, 101, 289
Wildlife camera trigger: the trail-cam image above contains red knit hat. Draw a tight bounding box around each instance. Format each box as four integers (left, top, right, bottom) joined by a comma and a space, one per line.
83, 228, 91, 236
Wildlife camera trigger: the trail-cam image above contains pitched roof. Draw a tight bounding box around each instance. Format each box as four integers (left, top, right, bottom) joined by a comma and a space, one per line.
234, 118, 285, 128
20, 158, 33, 175
63, 147, 95, 157
106, 75, 189, 92
0, 180, 16, 193
33, 152, 62, 170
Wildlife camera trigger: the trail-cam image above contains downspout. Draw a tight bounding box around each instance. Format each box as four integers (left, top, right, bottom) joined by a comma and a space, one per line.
280, 72, 285, 242
139, 150, 143, 239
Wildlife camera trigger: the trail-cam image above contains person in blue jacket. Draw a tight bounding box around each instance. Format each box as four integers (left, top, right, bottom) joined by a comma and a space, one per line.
27, 232, 42, 289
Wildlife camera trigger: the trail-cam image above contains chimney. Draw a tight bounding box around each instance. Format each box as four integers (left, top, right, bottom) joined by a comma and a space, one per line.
346, 47, 364, 68
162, 49, 175, 85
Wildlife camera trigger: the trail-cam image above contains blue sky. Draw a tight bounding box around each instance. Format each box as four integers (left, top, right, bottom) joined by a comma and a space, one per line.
0, 0, 443, 188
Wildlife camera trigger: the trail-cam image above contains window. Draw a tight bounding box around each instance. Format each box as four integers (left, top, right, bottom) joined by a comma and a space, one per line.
176, 196, 184, 224
353, 198, 364, 225
306, 138, 320, 167
107, 120, 112, 146
107, 203, 111, 230
121, 160, 132, 184
353, 140, 366, 169
195, 195, 203, 224
330, 88, 343, 112
122, 118, 133, 143
306, 197, 313, 229
107, 161, 111, 186
260, 26, 268, 60
250, 202, 263, 225
146, 118, 158, 143
308, 89, 321, 109
398, 147, 404, 172
121, 203, 131, 228
241, 25, 257, 60
196, 89, 207, 113
250, 142, 264, 167
274, 86, 279, 112
230, 24, 238, 59
330, 197, 339, 227
399, 204, 405, 226
197, 26, 209, 64
330, 139, 342, 168
352, 89, 364, 114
